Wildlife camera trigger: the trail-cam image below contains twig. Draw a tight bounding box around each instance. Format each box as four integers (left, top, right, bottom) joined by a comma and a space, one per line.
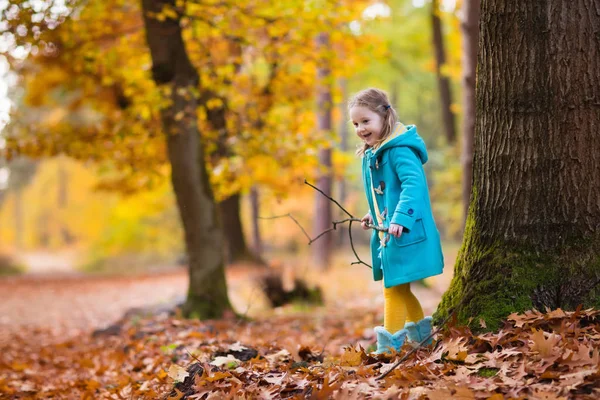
259, 213, 311, 243
260, 181, 388, 268
304, 179, 353, 218
309, 227, 337, 244
348, 220, 372, 269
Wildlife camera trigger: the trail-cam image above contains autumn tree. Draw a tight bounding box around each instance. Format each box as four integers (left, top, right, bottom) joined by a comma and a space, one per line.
431, 0, 457, 144
140, 0, 233, 318
460, 0, 479, 223
435, 0, 600, 330
313, 32, 333, 269
1, 0, 376, 313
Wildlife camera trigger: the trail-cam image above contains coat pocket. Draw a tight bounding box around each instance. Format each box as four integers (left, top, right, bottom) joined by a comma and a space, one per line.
390, 218, 427, 247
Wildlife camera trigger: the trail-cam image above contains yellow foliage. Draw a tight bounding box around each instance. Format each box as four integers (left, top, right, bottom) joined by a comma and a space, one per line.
4, 0, 379, 201
0, 158, 182, 270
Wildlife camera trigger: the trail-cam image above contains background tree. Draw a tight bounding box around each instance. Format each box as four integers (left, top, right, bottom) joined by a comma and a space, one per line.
313, 32, 333, 269
2, 157, 38, 248
141, 0, 232, 318
460, 0, 479, 224
435, 0, 600, 330
431, 0, 457, 144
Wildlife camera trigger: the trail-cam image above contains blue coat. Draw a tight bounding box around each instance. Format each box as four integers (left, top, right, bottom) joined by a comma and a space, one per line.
361, 125, 444, 288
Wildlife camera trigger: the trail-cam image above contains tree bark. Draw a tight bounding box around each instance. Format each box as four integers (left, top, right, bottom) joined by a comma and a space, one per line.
435, 0, 600, 331
431, 0, 457, 144
250, 186, 262, 256
460, 0, 479, 225
141, 0, 232, 319
219, 193, 261, 264
202, 66, 257, 265
313, 32, 333, 269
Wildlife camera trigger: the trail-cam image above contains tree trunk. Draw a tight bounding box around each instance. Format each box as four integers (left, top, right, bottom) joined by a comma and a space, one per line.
202, 63, 257, 265
435, 0, 600, 331
141, 0, 232, 319
337, 78, 349, 246
313, 32, 333, 269
431, 0, 457, 144
250, 186, 262, 257
219, 193, 261, 264
57, 158, 74, 244
460, 0, 479, 226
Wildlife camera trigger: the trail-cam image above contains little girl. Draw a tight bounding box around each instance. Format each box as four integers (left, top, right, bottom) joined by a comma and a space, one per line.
349, 88, 444, 354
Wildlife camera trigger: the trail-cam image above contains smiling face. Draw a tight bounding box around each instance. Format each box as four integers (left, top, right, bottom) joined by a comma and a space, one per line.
350, 106, 385, 147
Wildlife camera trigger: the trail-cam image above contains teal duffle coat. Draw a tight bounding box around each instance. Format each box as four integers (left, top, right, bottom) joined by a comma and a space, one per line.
361, 125, 444, 288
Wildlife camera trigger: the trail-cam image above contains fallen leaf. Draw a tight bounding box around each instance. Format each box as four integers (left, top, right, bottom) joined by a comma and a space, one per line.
167, 365, 189, 382
340, 346, 363, 367
210, 354, 241, 368
529, 328, 562, 359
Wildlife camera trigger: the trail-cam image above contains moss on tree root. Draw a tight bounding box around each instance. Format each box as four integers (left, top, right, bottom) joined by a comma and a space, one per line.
434, 223, 600, 333
182, 291, 233, 320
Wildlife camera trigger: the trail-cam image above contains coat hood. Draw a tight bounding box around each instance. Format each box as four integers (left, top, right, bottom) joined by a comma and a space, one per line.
372, 124, 428, 164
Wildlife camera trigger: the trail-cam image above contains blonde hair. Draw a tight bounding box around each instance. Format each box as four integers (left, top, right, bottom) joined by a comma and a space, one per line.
348, 88, 399, 156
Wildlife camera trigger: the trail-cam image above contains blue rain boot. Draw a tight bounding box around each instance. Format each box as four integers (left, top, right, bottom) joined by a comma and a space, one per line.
373, 326, 409, 355
404, 316, 434, 346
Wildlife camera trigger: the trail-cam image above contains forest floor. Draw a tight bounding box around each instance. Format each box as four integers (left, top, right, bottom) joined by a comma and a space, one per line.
2, 244, 599, 399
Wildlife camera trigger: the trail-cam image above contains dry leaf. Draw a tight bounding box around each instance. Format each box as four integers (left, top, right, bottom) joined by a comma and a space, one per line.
167, 365, 189, 382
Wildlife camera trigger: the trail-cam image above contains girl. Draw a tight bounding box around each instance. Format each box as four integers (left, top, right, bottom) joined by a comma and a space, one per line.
350, 88, 444, 354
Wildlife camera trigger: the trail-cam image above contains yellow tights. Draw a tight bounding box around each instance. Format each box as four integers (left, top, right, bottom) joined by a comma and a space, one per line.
383, 283, 424, 333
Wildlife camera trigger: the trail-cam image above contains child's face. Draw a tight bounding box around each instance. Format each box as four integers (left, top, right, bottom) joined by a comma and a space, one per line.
350, 106, 384, 147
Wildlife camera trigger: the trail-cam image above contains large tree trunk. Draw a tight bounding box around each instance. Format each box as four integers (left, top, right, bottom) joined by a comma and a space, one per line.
431, 0, 457, 144
313, 32, 333, 269
460, 0, 479, 225
141, 0, 232, 319
219, 193, 261, 264
250, 186, 262, 256
202, 69, 257, 265
435, 0, 600, 331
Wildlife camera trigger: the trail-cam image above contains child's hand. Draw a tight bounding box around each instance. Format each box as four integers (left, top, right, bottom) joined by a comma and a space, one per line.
360, 213, 373, 230
388, 223, 404, 238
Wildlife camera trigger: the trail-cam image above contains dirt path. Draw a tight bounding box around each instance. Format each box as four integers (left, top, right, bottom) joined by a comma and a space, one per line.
0, 270, 189, 343
0, 246, 456, 347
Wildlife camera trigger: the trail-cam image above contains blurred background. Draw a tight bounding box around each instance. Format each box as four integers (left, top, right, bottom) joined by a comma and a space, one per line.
0, 0, 473, 335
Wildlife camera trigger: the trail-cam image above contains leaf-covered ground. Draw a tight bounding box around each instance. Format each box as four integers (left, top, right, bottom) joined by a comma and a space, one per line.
2, 251, 599, 399
2, 302, 600, 399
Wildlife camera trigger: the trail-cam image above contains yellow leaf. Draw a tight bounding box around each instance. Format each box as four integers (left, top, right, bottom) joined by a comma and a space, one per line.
157, 369, 168, 380
168, 388, 184, 400
206, 371, 230, 382
11, 363, 29, 372
340, 347, 363, 367
85, 379, 101, 391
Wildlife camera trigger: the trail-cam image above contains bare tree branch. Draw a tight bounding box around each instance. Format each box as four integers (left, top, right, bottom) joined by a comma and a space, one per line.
304, 179, 353, 218
348, 219, 372, 269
